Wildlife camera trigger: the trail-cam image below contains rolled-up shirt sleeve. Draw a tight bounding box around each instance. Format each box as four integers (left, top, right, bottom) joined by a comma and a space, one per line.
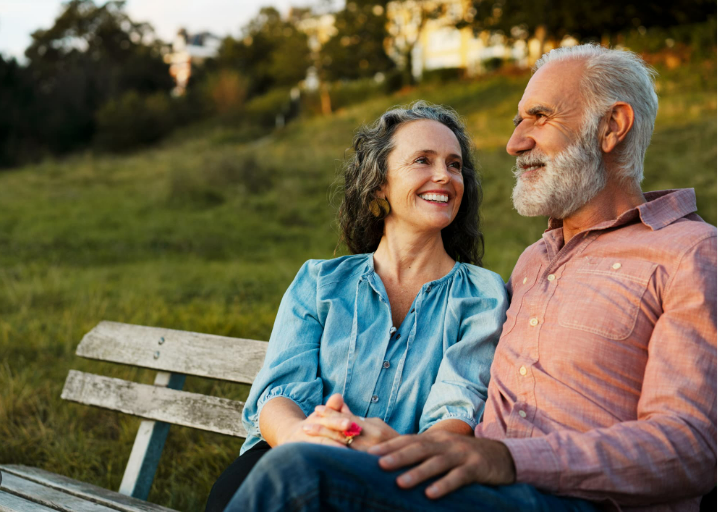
419, 272, 508, 432
503, 234, 717, 505
241, 260, 325, 444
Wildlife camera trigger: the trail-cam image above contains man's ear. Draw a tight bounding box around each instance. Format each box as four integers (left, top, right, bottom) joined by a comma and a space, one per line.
601, 102, 634, 153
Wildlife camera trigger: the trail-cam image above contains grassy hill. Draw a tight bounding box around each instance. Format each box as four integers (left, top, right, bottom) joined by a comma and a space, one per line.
0, 60, 715, 510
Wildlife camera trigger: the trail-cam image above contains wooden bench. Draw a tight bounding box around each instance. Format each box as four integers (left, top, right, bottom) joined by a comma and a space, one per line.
0, 320, 268, 511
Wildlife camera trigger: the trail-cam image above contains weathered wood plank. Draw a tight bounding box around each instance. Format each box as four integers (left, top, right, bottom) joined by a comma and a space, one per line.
0, 472, 118, 511
76, 321, 267, 384
119, 372, 185, 500
0, 466, 174, 512
61, 371, 247, 437
0, 489, 59, 512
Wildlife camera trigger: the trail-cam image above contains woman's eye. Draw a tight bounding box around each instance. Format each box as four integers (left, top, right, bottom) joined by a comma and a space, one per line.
415, 156, 429, 164
449, 162, 462, 170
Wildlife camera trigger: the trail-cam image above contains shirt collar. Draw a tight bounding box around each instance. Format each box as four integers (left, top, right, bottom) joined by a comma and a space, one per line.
545, 189, 698, 234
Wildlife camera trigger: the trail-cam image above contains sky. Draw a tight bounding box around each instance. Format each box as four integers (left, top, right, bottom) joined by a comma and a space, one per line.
0, 0, 338, 60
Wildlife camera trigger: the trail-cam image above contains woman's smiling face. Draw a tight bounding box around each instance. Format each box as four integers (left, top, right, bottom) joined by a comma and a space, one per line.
379, 119, 465, 235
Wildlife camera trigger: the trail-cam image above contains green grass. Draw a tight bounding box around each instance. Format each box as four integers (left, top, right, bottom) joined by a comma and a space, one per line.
0, 59, 715, 510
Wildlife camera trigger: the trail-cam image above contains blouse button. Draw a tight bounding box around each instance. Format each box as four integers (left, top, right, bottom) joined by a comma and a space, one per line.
522, 277, 527, 284
371, 395, 379, 403
519, 366, 527, 376
519, 410, 527, 418
612, 262, 622, 270
383, 361, 390, 369
529, 317, 539, 327
547, 274, 555, 282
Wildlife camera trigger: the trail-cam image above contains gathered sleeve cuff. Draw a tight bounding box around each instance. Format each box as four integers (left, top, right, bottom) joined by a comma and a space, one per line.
419, 271, 508, 433
241, 260, 326, 452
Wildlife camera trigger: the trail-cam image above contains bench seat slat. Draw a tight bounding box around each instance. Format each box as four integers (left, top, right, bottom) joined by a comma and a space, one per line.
61, 371, 247, 437
0, 489, 60, 512
76, 321, 267, 384
0, 471, 121, 512
0, 466, 174, 512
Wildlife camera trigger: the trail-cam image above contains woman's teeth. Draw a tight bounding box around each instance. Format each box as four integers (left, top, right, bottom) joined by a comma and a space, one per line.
419, 193, 449, 203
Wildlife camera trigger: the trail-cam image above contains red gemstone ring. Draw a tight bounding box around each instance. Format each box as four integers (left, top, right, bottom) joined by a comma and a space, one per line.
342, 422, 362, 446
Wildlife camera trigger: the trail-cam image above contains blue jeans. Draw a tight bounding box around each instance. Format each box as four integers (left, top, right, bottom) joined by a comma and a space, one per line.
226, 443, 600, 512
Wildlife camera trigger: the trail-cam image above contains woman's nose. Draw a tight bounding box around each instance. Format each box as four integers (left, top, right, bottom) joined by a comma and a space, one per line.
432, 163, 451, 182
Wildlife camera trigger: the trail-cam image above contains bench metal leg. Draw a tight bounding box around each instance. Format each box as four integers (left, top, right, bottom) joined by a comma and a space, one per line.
119, 372, 186, 500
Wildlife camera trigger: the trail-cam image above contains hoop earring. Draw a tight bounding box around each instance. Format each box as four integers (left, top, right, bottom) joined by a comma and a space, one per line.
369, 197, 391, 218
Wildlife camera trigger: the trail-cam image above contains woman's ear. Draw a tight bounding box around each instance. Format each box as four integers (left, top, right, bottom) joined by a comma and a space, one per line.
601, 102, 635, 154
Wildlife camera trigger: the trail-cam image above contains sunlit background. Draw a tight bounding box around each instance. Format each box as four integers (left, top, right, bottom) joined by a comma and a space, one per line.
0, 1, 715, 510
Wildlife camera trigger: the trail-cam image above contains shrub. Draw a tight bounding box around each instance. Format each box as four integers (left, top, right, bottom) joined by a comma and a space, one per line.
244, 88, 293, 128
204, 70, 248, 116
95, 91, 175, 152
421, 67, 465, 83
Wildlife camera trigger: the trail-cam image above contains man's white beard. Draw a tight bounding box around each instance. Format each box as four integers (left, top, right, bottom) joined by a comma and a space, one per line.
511, 128, 607, 219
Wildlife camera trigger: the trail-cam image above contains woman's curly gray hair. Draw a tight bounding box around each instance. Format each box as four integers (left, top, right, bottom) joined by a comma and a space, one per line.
337, 100, 484, 265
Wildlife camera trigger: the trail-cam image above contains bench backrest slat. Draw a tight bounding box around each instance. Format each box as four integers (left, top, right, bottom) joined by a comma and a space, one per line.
76, 321, 267, 384
61, 370, 247, 437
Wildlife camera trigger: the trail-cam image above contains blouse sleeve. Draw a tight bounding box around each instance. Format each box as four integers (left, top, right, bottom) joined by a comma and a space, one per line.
241, 260, 325, 443
419, 271, 508, 432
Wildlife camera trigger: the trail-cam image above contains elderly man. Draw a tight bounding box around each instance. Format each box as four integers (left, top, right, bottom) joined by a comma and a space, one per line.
226, 44, 716, 511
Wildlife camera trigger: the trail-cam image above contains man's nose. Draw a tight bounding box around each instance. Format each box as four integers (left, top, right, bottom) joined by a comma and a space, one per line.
506, 126, 535, 156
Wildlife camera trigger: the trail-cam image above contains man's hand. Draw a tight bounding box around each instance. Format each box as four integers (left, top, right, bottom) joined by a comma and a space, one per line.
368, 431, 517, 499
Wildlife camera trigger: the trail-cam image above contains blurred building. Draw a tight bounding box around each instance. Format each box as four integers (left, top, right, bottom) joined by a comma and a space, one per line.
164, 29, 222, 96
386, 0, 577, 79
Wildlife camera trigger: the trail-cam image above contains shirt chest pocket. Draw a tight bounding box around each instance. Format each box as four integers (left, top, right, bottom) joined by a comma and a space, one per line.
557, 258, 657, 340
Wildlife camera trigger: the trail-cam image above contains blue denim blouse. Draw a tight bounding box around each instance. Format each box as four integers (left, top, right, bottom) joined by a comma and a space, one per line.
240, 253, 508, 454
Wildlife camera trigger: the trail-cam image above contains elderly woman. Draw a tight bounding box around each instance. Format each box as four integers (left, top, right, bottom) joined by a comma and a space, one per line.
205, 101, 507, 511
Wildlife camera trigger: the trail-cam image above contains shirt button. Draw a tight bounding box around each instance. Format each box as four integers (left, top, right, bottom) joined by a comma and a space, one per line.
547, 274, 555, 282
425, 285, 432, 293
382, 361, 390, 369
371, 395, 379, 403
522, 277, 527, 284
529, 317, 539, 327
519, 366, 527, 376
519, 410, 527, 418
389, 326, 397, 334
612, 262, 622, 270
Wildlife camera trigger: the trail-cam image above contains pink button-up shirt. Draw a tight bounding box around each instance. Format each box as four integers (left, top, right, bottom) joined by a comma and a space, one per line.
476, 189, 717, 512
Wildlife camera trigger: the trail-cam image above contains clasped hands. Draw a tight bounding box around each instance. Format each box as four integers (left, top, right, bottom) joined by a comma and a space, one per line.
299, 393, 516, 499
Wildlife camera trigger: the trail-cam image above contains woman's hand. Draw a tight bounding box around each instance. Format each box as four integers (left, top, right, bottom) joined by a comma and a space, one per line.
278, 410, 349, 448
301, 394, 400, 451
259, 396, 347, 448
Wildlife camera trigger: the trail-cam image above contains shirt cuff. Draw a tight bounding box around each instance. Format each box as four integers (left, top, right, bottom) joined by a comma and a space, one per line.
501, 437, 562, 493
256, 390, 316, 421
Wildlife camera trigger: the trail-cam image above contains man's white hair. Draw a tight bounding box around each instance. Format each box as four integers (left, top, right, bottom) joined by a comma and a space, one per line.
534, 44, 658, 186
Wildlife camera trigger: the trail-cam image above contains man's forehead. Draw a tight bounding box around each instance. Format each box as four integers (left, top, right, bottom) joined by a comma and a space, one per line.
517, 59, 586, 113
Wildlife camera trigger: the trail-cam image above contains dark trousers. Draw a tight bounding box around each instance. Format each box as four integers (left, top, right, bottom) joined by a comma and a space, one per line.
204, 441, 271, 512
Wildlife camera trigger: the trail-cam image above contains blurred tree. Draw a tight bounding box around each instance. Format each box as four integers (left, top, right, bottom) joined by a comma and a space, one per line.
320, 1, 395, 82
385, 1, 449, 85
0, 0, 174, 163
214, 7, 310, 97
468, 0, 717, 46
0, 56, 36, 167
